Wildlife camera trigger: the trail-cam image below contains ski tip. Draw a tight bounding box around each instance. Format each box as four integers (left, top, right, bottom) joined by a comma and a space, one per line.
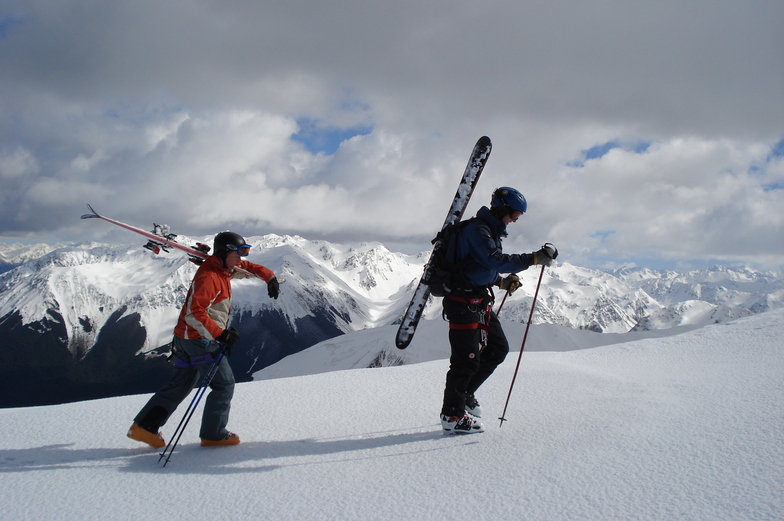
394, 336, 411, 350
477, 135, 492, 147
80, 203, 100, 219
395, 323, 416, 349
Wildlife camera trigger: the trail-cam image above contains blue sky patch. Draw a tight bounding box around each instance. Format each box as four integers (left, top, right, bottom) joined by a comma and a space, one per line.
591, 230, 616, 242
584, 141, 621, 161
292, 119, 373, 155
771, 138, 784, 158
0, 14, 25, 38
569, 140, 652, 167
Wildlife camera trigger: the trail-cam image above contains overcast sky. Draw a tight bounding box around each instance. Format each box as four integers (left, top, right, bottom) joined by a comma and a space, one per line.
1, 0, 782, 271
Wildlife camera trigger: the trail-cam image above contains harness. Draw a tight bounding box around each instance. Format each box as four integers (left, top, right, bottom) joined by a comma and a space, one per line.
444, 291, 494, 351
173, 352, 220, 368
169, 344, 222, 369
445, 294, 486, 305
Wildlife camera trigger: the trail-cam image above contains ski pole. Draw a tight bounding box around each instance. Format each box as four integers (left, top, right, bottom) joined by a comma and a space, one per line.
158, 344, 228, 466
495, 290, 509, 316
498, 264, 545, 427
159, 347, 225, 466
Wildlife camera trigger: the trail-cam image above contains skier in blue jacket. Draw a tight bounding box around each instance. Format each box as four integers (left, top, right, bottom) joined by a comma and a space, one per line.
440, 187, 557, 434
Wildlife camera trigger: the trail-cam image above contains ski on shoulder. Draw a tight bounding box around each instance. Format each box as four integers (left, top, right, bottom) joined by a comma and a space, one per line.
81, 204, 266, 280
395, 136, 492, 349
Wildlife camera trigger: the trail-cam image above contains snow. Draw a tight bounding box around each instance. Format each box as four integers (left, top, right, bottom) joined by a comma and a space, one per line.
1, 309, 782, 521
252, 318, 704, 380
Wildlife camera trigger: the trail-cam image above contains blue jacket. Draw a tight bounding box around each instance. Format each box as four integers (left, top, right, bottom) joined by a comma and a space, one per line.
456, 206, 535, 288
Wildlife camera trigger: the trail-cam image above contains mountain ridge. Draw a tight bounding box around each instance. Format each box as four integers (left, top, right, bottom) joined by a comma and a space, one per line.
1, 235, 781, 407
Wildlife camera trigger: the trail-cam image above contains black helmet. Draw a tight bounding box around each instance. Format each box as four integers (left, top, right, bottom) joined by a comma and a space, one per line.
213, 231, 251, 258
491, 187, 527, 215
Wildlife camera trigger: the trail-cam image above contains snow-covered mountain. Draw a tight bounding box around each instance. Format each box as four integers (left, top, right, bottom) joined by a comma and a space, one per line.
497, 263, 784, 333
0, 241, 78, 274
1, 234, 782, 408
0, 235, 425, 407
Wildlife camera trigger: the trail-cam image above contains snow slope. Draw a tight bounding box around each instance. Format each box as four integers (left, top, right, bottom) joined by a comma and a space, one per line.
253, 317, 703, 380
1, 309, 781, 520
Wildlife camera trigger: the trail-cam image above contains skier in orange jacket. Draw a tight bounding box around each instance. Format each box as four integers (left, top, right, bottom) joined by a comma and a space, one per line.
128, 231, 279, 448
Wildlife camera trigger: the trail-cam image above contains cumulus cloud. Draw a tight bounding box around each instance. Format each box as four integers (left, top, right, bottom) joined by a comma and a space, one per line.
518, 138, 784, 267
0, 0, 782, 270
0, 146, 38, 179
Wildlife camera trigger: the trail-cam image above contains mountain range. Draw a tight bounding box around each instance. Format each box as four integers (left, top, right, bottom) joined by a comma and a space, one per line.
1, 235, 781, 408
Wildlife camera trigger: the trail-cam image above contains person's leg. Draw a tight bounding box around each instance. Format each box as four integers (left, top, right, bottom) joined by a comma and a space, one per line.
441, 298, 483, 417
134, 367, 200, 432
199, 354, 235, 441
467, 312, 509, 396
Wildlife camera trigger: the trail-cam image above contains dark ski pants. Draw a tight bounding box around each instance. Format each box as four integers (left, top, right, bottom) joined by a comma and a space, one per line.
134, 336, 235, 441
441, 296, 509, 417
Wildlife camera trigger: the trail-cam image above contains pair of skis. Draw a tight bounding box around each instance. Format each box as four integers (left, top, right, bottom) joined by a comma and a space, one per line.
394, 136, 492, 349
81, 204, 264, 280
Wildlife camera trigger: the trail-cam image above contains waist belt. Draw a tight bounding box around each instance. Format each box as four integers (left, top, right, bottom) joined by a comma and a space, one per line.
173, 352, 218, 369
445, 294, 485, 305
449, 322, 491, 331
446, 293, 491, 332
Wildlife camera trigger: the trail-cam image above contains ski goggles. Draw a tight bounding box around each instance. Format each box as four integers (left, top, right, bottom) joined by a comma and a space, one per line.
226, 244, 251, 256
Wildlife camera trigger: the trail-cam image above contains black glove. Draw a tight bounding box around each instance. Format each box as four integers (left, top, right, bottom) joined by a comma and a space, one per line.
533, 243, 558, 266
216, 327, 240, 353
497, 274, 522, 294
267, 277, 280, 299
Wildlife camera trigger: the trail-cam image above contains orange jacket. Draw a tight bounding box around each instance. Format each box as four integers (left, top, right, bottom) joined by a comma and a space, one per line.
174, 255, 275, 341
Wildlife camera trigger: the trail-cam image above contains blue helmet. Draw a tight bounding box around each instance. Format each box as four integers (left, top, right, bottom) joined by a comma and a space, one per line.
491, 187, 527, 215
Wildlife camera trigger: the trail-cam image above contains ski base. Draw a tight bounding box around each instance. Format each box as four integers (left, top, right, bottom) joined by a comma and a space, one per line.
395, 136, 492, 349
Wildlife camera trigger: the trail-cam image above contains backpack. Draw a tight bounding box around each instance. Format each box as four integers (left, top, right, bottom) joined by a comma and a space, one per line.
425, 218, 476, 297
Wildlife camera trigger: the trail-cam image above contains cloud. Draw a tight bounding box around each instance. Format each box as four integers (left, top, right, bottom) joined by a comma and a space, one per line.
0, 146, 38, 179
0, 0, 782, 270
518, 138, 784, 266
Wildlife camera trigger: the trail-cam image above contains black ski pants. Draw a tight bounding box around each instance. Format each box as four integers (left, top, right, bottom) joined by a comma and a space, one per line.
441, 294, 509, 417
